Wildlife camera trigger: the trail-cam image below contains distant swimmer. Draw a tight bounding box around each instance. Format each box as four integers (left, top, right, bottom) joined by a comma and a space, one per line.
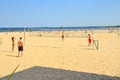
17, 37, 23, 57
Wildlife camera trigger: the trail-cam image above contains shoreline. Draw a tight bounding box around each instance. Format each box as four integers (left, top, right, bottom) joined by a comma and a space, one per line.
0, 26, 120, 33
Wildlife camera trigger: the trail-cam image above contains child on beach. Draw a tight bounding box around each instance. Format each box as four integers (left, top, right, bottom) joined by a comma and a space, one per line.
18, 37, 23, 57
12, 37, 15, 51
88, 34, 92, 46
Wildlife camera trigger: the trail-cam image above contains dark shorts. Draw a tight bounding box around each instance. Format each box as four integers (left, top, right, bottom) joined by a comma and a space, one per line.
62, 35, 64, 38
18, 46, 23, 51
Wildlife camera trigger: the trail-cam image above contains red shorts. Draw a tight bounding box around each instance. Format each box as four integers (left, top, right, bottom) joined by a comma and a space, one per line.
88, 38, 91, 43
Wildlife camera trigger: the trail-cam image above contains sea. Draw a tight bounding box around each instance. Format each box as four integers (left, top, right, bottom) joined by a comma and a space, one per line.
0, 26, 117, 32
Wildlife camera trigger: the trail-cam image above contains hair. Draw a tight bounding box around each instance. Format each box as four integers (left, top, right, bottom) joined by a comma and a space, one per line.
20, 37, 22, 40
88, 34, 91, 38
12, 37, 14, 41
12, 37, 14, 39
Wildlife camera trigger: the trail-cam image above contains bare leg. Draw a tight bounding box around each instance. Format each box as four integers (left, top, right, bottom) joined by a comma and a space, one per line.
21, 51, 23, 57
12, 45, 14, 52
12, 48, 14, 52
18, 51, 20, 57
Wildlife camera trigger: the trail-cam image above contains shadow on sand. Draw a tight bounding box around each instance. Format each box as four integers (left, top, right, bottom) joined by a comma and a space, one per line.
0, 50, 12, 53
7, 54, 17, 57
78, 45, 96, 50
0, 66, 120, 80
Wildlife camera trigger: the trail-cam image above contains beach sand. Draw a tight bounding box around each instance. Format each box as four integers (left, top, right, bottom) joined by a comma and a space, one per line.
0, 30, 120, 78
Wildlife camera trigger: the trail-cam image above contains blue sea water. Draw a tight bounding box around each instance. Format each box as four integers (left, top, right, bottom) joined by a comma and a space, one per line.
0, 26, 109, 32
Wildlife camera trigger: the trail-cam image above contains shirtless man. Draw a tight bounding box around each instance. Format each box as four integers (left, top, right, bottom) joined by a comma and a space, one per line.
18, 37, 23, 57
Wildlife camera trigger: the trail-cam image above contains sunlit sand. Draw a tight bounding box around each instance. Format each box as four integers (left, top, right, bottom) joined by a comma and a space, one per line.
0, 29, 120, 77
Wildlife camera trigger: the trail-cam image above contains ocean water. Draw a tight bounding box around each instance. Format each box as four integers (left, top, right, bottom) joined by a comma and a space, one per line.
0, 26, 110, 32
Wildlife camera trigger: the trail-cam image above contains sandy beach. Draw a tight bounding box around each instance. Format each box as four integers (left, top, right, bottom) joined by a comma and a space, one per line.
0, 30, 120, 79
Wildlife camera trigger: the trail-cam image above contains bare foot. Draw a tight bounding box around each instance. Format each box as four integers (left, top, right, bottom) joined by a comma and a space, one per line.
16, 56, 20, 57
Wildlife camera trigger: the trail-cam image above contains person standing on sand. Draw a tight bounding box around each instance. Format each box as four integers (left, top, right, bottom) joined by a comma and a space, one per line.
62, 31, 64, 41
88, 34, 92, 46
12, 37, 15, 52
18, 37, 23, 57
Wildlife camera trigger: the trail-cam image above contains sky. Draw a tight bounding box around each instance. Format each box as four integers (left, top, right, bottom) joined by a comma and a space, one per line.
0, 0, 120, 27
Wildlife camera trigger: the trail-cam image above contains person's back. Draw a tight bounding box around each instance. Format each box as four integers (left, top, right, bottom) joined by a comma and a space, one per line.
18, 40, 23, 46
